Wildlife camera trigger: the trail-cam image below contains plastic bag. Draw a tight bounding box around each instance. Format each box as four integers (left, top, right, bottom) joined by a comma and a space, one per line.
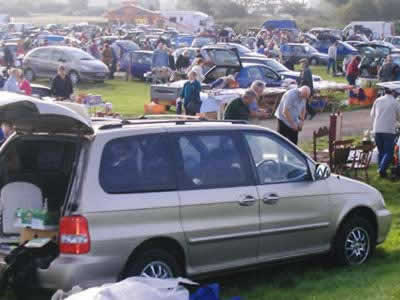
66, 277, 196, 300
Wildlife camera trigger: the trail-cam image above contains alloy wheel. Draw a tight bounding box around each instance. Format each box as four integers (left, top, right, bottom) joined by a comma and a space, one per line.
140, 261, 174, 279
344, 227, 370, 265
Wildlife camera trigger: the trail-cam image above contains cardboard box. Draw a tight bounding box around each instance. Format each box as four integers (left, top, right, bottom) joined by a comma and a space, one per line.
20, 228, 58, 245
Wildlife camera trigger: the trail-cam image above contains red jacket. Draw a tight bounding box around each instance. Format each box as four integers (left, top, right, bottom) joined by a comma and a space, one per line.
347, 60, 359, 77
19, 79, 32, 96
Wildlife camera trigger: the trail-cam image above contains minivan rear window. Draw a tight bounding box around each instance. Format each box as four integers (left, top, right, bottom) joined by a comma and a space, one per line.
99, 134, 176, 194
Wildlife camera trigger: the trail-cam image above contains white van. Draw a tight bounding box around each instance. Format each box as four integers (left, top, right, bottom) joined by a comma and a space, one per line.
160, 10, 215, 33
344, 22, 394, 40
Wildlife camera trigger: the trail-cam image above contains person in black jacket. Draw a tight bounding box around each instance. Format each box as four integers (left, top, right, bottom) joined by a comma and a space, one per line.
3, 44, 14, 69
176, 51, 191, 71
297, 59, 316, 119
168, 48, 176, 71
51, 65, 74, 100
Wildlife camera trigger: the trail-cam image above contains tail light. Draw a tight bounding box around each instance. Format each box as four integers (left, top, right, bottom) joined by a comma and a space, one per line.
394, 145, 399, 166
59, 216, 90, 255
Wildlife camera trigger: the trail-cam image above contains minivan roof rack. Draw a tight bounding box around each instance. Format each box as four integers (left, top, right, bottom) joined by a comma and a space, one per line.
98, 116, 248, 130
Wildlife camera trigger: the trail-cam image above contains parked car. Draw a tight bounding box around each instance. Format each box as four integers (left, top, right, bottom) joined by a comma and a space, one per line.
280, 43, 329, 66
119, 50, 153, 79
171, 34, 195, 48
112, 40, 140, 57
240, 56, 322, 82
205, 62, 283, 88
384, 36, 400, 49
0, 96, 392, 291
387, 54, 400, 80
173, 47, 200, 66
23, 46, 109, 85
354, 42, 400, 57
151, 47, 283, 106
308, 28, 343, 40
216, 43, 265, 58
312, 41, 358, 60
191, 35, 218, 48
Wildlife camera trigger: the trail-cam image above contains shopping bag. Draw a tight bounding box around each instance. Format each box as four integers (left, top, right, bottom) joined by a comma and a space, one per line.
66, 277, 196, 300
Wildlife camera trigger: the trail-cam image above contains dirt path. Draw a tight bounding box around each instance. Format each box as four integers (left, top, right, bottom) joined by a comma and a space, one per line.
255, 109, 372, 142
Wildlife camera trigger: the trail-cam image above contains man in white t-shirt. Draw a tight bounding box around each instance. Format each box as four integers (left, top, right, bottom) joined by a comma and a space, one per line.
371, 88, 400, 177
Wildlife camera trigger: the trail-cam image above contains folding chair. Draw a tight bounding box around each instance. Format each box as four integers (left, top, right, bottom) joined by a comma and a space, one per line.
347, 144, 375, 182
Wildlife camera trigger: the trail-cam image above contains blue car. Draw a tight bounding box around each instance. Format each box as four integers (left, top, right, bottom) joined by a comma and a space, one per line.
312, 40, 358, 60
204, 63, 283, 88
171, 35, 195, 48
241, 56, 322, 82
120, 50, 153, 79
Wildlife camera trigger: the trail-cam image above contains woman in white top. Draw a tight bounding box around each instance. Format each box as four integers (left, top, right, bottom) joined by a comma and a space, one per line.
189, 58, 205, 82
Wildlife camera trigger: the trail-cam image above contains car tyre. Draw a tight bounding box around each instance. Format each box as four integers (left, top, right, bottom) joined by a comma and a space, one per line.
332, 216, 376, 266
122, 249, 183, 280
69, 70, 80, 85
24, 68, 35, 82
310, 57, 318, 66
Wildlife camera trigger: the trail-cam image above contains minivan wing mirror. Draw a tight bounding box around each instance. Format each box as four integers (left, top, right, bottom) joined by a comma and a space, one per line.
315, 163, 331, 180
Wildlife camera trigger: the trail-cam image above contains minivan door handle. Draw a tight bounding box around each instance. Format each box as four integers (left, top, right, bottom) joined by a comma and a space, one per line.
238, 195, 257, 207
263, 194, 280, 205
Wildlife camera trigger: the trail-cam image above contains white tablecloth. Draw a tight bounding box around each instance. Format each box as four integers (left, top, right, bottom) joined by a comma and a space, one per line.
200, 90, 244, 119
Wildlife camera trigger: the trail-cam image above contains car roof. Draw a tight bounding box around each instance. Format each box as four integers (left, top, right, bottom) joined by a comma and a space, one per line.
241, 56, 273, 61
134, 50, 153, 54
91, 118, 272, 136
287, 43, 308, 46
31, 46, 84, 51
241, 62, 274, 69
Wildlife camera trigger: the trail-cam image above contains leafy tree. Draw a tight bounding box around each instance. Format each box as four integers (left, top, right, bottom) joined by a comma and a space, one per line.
279, 0, 308, 17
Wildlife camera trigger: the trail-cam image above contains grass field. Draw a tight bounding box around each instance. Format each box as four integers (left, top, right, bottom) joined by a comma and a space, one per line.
77, 78, 151, 117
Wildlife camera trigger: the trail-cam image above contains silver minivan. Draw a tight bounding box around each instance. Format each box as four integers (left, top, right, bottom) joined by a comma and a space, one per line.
23, 46, 109, 85
0, 93, 392, 291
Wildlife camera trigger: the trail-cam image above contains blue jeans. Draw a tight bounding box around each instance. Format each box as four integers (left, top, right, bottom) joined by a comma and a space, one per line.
327, 58, 336, 74
347, 74, 357, 85
375, 133, 396, 174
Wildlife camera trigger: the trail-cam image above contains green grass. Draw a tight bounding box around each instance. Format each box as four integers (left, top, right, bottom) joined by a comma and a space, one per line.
76, 79, 151, 117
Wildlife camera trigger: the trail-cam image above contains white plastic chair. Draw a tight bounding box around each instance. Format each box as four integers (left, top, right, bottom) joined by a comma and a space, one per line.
0, 182, 43, 235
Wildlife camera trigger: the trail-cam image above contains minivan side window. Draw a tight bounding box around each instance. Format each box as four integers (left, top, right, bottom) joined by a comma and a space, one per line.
174, 132, 253, 190
245, 132, 309, 184
99, 135, 176, 194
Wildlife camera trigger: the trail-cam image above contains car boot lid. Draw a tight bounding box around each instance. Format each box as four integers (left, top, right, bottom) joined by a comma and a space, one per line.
0, 92, 93, 135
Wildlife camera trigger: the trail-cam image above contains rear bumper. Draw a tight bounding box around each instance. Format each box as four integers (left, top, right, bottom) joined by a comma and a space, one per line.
37, 254, 122, 291
376, 209, 392, 244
